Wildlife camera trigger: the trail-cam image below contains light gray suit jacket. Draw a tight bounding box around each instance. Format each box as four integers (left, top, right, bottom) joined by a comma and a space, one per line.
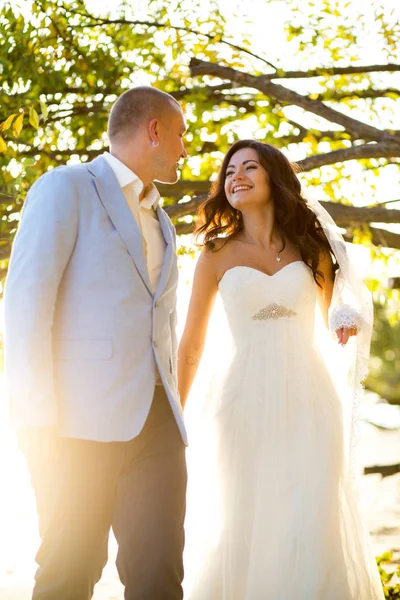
4, 156, 187, 443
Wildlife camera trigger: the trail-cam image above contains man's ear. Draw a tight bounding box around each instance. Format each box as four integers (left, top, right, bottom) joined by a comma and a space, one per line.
149, 118, 159, 147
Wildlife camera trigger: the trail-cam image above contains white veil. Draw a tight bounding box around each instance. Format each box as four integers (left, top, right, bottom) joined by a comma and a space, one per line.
308, 197, 374, 469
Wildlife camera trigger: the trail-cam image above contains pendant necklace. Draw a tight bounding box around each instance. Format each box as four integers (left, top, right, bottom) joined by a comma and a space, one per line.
274, 238, 285, 262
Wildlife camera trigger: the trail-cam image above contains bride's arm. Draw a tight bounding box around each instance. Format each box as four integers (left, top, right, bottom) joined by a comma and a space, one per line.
316, 250, 334, 327
178, 249, 219, 408
316, 250, 357, 346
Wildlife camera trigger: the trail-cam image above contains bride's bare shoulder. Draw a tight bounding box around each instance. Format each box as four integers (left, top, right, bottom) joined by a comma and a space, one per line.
198, 237, 238, 282
203, 237, 231, 253
201, 236, 237, 263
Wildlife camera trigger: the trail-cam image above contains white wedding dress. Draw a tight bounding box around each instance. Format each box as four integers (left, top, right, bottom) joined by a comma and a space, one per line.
183, 262, 384, 600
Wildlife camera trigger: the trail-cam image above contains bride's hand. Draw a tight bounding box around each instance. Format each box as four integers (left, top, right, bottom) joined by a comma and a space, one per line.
336, 327, 358, 346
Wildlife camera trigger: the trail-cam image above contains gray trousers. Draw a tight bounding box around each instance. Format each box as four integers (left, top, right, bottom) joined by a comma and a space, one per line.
23, 386, 187, 600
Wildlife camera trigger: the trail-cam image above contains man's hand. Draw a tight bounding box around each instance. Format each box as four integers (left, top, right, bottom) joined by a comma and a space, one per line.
336, 327, 358, 347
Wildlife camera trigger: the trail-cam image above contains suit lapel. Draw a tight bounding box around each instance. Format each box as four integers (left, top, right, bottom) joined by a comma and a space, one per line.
88, 156, 153, 296
154, 205, 174, 301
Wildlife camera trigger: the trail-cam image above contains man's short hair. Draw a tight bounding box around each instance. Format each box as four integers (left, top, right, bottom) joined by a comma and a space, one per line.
108, 86, 181, 142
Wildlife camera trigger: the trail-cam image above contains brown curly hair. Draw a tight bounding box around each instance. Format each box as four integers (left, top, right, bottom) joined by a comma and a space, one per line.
194, 140, 337, 285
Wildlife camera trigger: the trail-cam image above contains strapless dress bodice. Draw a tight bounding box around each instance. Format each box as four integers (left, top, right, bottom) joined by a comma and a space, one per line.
218, 262, 316, 340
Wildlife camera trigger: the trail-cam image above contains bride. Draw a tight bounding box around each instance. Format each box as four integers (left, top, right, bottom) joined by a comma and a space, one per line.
178, 140, 384, 599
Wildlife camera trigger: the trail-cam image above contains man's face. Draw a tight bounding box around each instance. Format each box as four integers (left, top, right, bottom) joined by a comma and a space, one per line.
153, 104, 188, 184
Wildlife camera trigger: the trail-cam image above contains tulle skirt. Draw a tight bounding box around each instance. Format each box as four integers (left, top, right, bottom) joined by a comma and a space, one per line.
183, 323, 383, 600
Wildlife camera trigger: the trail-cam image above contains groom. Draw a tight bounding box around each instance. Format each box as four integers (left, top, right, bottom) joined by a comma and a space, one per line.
4, 87, 188, 599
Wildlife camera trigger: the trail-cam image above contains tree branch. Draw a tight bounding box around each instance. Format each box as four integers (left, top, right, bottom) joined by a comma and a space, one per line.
285, 118, 308, 136
365, 226, 400, 249
189, 58, 400, 145
272, 130, 361, 145
16, 148, 102, 161
164, 195, 207, 219
172, 86, 257, 112
174, 222, 196, 236
325, 203, 400, 225
171, 85, 400, 105
275, 64, 400, 79
157, 181, 211, 197
364, 463, 400, 477
58, 5, 278, 70
296, 141, 400, 171
163, 188, 400, 225
43, 103, 108, 124
312, 88, 400, 102
389, 277, 400, 289
3, 86, 119, 102
173, 222, 400, 249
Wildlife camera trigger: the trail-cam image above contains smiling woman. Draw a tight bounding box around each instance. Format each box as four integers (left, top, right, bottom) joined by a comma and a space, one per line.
194, 139, 337, 286
179, 139, 382, 599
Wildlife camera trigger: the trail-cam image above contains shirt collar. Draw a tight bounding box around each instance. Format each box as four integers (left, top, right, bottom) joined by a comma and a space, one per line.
102, 151, 160, 210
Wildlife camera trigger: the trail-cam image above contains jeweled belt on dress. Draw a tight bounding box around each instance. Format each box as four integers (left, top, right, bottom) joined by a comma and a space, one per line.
252, 303, 297, 320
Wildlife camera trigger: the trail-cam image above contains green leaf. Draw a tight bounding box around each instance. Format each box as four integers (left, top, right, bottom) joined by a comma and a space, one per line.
21, 157, 36, 167
87, 73, 96, 87
0, 136, 7, 153
0, 114, 17, 132
29, 107, 40, 129
39, 101, 48, 120
13, 112, 24, 137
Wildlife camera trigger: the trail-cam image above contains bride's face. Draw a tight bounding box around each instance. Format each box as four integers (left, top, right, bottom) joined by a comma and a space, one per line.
224, 148, 271, 211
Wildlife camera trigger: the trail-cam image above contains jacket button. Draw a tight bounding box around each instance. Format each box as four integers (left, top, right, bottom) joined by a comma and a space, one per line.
153, 341, 158, 348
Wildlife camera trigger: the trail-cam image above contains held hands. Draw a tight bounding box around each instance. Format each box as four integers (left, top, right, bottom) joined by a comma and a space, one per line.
336, 327, 358, 347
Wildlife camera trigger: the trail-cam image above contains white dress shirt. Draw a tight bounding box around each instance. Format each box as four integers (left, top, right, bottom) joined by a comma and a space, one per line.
103, 151, 166, 293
